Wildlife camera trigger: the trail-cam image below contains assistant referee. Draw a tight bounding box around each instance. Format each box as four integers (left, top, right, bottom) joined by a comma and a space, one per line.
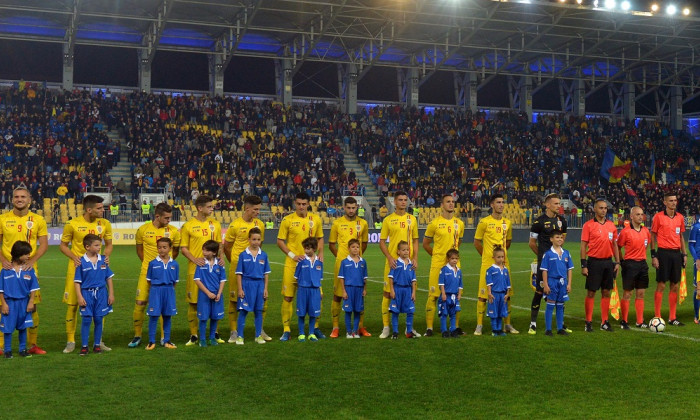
581, 199, 620, 332
651, 192, 687, 326
617, 206, 651, 329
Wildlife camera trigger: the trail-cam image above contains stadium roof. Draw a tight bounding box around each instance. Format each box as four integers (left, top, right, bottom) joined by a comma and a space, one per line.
0, 0, 699, 100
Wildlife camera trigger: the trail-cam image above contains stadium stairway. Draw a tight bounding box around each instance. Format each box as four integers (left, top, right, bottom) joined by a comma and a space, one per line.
106, 131, 132, 197
342, 148, 381, 217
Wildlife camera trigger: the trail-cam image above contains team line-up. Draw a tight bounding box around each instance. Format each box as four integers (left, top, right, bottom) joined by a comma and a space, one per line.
0, 188, 697, 357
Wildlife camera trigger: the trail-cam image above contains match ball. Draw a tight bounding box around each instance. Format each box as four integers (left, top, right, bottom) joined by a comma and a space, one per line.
648, 317, 665, 333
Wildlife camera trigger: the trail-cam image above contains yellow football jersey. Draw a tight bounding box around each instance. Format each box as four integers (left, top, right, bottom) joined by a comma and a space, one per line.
180, 217, 222, 258
425, 216, 465, 260
0, 211, 48, 261
474, 215, 512, 262
379, 212, 419, 258
224, 217, 265, 264
277, 212, 323, 256
329, 216, 369, 259
61, 216, 113, 256
135, 221, 182, 265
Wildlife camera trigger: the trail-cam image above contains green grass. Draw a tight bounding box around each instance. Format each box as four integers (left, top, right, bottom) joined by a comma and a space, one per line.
4, 243, 700, 418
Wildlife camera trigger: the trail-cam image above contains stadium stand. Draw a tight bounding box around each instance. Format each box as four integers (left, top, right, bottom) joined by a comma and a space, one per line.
1, 83, 698, 228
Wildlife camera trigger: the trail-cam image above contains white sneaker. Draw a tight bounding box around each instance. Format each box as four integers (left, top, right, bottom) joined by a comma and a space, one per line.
406, 328, 422, 338
473, 325, 483, 336
255, 336, 266, 344
379, 326, 391, 339
235, 337, 244, 345
346, 333, 354, 339
260, 330, 272, 341
505, 324, 520, 334
352, 332, 361, 339
228, 331, 238, 343
63, 342, 75, 354
99, 342, 112, 351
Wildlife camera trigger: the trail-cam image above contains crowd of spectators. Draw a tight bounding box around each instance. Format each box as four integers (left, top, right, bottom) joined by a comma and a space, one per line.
351, 107, 700, 218
0, 83, 120, 208
0, 82, 698, 223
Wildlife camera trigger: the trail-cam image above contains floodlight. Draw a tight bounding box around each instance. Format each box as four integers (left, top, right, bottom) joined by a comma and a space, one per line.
666, 4, 677, 14
604, 0, 616, 9
576, 0, 583, 4
650, 3, 659, 11
593, 0, 599, 7
682, 7, 690, 15
621, 0, 631, 10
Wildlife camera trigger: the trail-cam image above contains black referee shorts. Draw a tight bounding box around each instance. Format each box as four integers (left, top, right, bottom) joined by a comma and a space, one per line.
535, 260, 544, 293
621, 259, 649, 290
585, 257, 615, 291
656, 248, 683, 284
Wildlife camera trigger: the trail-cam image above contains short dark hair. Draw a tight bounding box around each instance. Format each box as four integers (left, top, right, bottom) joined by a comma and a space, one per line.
594, 198, 607, 205
295, 192, 310, 201
551, 229, 564, 237
446, 248, 459, 259
344, 197, 357, 206
154, 203, 172, 215
10, 241, 32, 263
394, 191, 408, 199
202, 239, 219, 254
194, 195, 213, 210
156, 237, 172, 247
83, 195, 104, 209
544, 193, 560, 202
302, 236, 318, 250
248, 227, 262, 238
82, 233, 102, 248
663, 191, 677, 199
441, 194, 453, 202
348, 238, 361, 248
397, 240, 409, 250
490, 194, 503, 203
243, 195, 262, 207
492, 245, 506, 255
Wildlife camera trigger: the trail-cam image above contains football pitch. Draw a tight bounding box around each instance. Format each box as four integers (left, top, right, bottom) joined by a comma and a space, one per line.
5, 243, 700, 418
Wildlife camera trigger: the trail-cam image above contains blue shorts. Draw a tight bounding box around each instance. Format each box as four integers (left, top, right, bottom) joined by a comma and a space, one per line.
389, 286, 415, 314
296, 286, 321, 317
238, 280, 264, 313
438, 293, 461, 318
147, 285, 177, 317
0, 298, 33, 333
546, 277, 569, 303
197, 290, 225, 321
694, 262, 698, 288
80, 287, 112, 318
343, 286, 364, 313
487, 292, 508, 318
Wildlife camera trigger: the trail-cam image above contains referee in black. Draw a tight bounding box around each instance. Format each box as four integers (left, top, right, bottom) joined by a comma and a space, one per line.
528, 193, 569, 334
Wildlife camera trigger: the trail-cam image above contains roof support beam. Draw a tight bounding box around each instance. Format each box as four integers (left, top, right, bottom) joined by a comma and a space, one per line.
289, 0, 348, 77
142, 0, 173, 63
357, 0, 429, 81
218, 0, 264, 70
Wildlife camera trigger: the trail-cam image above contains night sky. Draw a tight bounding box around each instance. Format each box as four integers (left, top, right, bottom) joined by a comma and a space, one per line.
0, 39, 692, 114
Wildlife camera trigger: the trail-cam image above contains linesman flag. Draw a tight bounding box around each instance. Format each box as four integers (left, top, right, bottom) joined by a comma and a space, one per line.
600, 148, 631, 183
679, 270, 687, 304
609, 281, 621, 320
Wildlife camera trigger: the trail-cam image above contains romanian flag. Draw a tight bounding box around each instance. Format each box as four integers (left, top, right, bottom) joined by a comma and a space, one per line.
650, 153, 656, 183
600, 148, 631, 183
609, 282, 621, 320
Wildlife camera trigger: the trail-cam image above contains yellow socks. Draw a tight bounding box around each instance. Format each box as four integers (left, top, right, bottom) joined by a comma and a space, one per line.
187, 304, 198, 336
476, 300, 486, 326
331, 299, 341, 329
133, 304, 146, 337
282, 300, 292, 332
66, 305, 77, 343
425, 296, 437, 330
27, 310, 39, 347
381, 297, 390, 327
228, 300, 238, 333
